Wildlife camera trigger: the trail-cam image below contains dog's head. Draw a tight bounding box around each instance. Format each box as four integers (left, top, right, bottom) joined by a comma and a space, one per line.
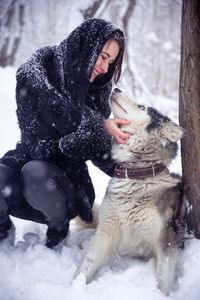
110, 88, 184, 166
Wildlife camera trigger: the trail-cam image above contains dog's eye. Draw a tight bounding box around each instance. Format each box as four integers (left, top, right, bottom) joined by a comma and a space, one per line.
138, 105, 145, 110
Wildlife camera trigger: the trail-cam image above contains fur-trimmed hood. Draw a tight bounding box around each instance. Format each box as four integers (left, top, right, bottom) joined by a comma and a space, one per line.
55, 18, 124, 108
17, 18, 124, 111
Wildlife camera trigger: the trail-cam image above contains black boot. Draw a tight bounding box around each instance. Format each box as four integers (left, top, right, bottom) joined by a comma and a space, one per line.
0, 217, 15, 245
0, 164, 18, 245
45, 224, 69, 249
0, 218, 12, 240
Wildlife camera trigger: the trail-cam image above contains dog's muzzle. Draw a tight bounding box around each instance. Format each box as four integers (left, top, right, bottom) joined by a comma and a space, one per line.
113, 87, 121, 94
110, 88, 121, 103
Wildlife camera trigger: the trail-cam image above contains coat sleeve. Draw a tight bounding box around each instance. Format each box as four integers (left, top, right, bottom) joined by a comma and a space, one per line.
59, 83, 115, 177
37, 88, 81, 136
16, 47, 81, 137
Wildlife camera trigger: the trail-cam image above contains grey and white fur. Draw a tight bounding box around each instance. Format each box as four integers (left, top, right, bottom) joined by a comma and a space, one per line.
75, 88, 185, 296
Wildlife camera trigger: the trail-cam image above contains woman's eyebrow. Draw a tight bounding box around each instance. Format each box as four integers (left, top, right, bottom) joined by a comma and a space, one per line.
102, 51, 110, 57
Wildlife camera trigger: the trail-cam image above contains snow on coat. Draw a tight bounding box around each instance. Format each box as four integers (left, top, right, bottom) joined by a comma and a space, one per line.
0, 18, 124, 222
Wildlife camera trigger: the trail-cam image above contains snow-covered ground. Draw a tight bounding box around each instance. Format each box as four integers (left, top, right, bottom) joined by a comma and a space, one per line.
0, 67, 200, 300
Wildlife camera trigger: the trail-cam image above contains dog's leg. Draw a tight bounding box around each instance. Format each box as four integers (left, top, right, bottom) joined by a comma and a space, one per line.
156, 247, 177, 295
74, 223, 116, 283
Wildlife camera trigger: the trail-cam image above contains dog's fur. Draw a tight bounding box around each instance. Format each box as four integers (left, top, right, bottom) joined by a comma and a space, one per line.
75, 89, 185, 295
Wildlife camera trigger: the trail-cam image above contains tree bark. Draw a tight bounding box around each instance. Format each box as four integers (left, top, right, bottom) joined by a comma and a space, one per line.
0, 0, 24, 67
179, 0, 200, 237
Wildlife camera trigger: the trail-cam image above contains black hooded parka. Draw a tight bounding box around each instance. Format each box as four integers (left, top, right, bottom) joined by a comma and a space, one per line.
0, 18, 124, 223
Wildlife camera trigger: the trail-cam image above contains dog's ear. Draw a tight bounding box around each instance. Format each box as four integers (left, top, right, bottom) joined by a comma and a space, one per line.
158, 121, 184, 142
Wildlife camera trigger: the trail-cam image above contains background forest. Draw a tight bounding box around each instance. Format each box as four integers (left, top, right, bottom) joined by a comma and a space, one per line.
0, 0, 182, 106
1, 1, 200, 300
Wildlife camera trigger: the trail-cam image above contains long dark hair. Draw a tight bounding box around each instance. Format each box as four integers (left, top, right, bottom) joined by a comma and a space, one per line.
107, 32, 125, 84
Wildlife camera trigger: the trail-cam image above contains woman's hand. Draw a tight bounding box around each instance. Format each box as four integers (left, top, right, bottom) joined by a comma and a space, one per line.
104, 118, 133, 144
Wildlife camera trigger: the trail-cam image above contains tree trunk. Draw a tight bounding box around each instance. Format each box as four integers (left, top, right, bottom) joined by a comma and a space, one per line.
179, 0, 200, 238
0, 0, 24, 67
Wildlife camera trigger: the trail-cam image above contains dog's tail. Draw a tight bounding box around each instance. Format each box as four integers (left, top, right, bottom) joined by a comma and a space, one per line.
73, 203, 99, 231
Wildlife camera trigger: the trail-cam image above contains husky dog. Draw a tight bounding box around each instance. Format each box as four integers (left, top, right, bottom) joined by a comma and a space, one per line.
75, 88, 185, 295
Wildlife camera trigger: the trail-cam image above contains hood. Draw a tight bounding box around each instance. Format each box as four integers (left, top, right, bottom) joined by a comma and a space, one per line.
53, 18, 124, 109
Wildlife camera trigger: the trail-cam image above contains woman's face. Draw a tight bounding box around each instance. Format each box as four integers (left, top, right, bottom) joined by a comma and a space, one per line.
90, 40, 120, 83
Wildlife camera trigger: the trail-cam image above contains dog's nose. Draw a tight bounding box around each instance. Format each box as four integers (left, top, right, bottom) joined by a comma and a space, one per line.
113, 88, 121, 94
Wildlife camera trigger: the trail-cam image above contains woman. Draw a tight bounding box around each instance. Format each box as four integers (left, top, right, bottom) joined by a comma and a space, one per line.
0, 18, 131, 248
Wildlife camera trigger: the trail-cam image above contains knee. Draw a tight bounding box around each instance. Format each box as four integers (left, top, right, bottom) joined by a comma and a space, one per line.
21, 161, 49, 186
21, 161, 50, 201
21, 161, 60, 198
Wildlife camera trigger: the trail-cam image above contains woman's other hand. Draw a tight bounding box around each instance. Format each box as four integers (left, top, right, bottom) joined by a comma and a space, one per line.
104, 118, 132, 144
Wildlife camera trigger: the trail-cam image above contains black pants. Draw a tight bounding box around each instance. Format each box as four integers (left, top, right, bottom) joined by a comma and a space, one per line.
0, 161, 77, 247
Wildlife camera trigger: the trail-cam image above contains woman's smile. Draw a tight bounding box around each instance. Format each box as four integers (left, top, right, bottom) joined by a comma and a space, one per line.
92, 68, 100, 77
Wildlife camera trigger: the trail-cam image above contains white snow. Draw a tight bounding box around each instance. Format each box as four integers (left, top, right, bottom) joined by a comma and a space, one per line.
0, 65, 200, 300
